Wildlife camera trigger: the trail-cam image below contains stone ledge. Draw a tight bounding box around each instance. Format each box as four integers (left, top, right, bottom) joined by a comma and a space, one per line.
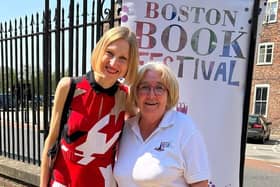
0, 156, 40, 186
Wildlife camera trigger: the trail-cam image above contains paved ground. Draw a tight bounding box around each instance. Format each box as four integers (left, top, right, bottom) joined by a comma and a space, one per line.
0, 174, 30, 187
244, 158, 280, 187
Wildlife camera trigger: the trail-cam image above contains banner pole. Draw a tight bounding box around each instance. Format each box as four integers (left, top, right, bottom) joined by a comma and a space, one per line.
239, 0, 261, 186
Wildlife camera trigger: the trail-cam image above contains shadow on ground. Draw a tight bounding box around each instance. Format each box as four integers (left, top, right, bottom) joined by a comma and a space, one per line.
247, 138, 280, 145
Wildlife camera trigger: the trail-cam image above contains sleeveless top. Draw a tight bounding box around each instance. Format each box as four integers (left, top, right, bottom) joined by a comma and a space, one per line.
50, 71, 127, 187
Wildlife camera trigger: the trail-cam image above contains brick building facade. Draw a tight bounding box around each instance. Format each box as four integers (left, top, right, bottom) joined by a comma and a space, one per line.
250, 0, 280, 135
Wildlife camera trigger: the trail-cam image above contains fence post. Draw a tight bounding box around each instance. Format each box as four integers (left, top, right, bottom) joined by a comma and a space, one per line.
55, 0, 61, 86
43, 0, 50, 139
82, 0, 87, 74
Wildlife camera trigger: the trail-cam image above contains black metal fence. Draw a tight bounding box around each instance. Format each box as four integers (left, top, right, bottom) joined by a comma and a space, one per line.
0, 0, 121, 166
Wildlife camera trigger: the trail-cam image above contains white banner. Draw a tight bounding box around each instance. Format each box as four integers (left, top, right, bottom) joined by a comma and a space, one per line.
121, 0, 258, 186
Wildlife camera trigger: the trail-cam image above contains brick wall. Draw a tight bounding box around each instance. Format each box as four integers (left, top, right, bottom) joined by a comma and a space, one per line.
250, 13, 280, 135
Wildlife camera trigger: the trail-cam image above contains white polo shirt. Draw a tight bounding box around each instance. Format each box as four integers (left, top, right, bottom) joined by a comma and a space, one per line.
113, 110, 210, 187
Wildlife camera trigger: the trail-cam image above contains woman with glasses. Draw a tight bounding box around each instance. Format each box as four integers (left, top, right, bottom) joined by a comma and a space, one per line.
113, 62, 210, 187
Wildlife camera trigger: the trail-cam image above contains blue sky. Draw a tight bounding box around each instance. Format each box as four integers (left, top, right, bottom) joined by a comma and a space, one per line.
0, 1, 44, 23
0, 0, 93, 23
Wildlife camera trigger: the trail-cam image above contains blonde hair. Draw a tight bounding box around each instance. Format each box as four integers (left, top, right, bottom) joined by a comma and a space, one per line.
91, 26, 139, 85
129, 62, 179, 112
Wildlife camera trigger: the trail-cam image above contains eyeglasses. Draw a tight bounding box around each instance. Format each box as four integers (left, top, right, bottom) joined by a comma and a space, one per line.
137, 84, 167, 96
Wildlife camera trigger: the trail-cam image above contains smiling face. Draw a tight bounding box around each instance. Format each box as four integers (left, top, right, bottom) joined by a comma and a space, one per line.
95, 39, 130, 88
136, 69, 168, 121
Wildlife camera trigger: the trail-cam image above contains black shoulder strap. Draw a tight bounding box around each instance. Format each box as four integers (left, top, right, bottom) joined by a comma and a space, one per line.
58, 78, 76, 140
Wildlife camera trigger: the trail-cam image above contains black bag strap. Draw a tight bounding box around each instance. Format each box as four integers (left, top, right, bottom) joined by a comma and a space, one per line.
58, 77, 76, 140
47, 77, 77, 159
47, 78, 77, 185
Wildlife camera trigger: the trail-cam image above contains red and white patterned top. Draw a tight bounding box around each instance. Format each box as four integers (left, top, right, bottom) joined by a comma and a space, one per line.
50, 72, 127, 187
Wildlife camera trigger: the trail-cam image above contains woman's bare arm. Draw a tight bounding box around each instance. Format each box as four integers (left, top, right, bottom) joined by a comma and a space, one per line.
40, 77, 71, 187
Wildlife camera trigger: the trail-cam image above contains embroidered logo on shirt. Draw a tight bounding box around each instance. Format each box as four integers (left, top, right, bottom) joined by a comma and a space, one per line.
154, 141, 170, 151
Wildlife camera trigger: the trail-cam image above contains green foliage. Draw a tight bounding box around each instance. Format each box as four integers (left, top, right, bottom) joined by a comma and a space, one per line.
0, 65, 69, 96
0, 66, 17, 93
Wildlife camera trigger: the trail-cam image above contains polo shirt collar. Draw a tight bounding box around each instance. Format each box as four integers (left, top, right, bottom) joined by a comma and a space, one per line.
86, 70, 119, 96
157, 110, 176, 129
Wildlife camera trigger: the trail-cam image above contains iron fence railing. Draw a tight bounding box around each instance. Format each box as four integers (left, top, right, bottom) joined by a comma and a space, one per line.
0, 0, 121, 166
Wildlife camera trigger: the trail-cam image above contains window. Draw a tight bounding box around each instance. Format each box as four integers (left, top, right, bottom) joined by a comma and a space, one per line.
264, 0, 278, 23
257, 43, 274, 65
253, 85, 269, 116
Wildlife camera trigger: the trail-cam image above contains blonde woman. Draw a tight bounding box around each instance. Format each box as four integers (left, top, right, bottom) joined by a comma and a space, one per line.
40, 26, 139, 187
